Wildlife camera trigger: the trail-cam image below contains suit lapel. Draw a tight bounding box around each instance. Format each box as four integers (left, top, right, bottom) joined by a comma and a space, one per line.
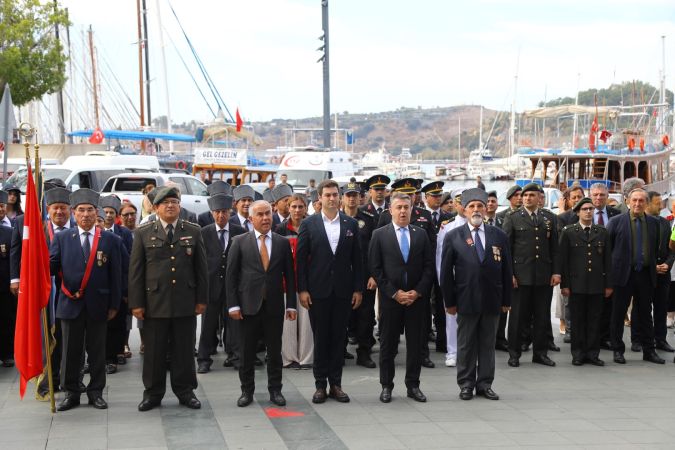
336, 212, 347, 254
314, 213, 333, 254
250, 232, 266, 272
388, 223, 405, 264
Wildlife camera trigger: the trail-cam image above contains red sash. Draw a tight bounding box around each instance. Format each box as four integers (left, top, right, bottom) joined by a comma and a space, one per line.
61, 227, 101, 300
46, 220, 54, 242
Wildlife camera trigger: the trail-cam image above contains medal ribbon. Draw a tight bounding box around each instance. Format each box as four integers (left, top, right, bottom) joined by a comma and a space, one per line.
61, 227, 102, 300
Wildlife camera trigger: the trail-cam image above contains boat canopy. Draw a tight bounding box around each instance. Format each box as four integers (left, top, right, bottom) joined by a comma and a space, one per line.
68, 129, 197, 142
523, 105, 621, 119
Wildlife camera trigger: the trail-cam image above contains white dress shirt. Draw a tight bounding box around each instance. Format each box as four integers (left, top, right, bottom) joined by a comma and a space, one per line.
371, 201, 385, 213
78, 226, 94, 249
322, 211, 341, 254
0, 217, 11, 228
238, 213, 252, 231
467, 222, 486, 251
435, 215, 467, 278
594, 207, 608, 226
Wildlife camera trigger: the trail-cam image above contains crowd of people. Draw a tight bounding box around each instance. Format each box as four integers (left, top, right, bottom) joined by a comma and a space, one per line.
1, 172, 674, 411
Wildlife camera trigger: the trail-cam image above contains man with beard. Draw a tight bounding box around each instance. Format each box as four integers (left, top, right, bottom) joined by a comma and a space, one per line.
440, 188, 512, 400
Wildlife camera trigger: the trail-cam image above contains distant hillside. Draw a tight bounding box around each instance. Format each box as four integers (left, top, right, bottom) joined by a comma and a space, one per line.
541, 80, 673, 108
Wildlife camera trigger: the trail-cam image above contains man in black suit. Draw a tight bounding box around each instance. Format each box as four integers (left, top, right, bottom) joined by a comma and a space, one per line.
227, 200, 297, 407
230, 185, 255, 231
557, 185, 585, 230
296, 179, 363, 404
369, 192, 434, 403
197, 194, 246, 373
606, 188, 663, 364
197, 181, 233, 227
441, 188, 512, 401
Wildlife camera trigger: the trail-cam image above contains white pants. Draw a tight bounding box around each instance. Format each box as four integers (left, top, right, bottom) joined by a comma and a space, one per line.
445, 312, 457, 359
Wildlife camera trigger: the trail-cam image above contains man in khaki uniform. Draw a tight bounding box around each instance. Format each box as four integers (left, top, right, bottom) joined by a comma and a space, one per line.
129, 186, 209, 411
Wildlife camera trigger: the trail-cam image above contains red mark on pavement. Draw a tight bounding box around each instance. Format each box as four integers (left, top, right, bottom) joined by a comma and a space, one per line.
265, 407, 305, 418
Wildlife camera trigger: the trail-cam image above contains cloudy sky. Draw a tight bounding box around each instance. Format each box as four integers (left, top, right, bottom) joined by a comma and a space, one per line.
61, 0, 675, 125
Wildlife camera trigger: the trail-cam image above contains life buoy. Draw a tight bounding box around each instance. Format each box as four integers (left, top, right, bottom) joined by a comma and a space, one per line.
663, 135, 670, 147
628, 137, 636, 151
175, 160, 187, 170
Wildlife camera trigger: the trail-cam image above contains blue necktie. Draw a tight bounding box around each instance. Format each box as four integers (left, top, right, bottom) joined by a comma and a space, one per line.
400, 228, 409, 263
474, 228, 485, 262
219, 229, 227, 251
635, 217, 643, 271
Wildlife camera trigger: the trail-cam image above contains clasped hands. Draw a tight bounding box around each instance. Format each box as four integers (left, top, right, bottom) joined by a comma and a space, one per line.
394, 289, 419, 306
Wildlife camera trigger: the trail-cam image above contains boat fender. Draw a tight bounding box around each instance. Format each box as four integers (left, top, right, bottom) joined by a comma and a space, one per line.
663, 135, 670, 147
628, 138, 636, 151
175, 160, 187, 170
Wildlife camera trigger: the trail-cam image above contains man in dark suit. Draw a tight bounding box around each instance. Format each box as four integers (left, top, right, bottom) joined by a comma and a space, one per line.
197, 181, 233, 227
230, 185, 255, 231
502, 183, 560, 368
197, 194, 246, 373
99, 195, 132, 375
441, 188, 512, 401
272, 184, 293, 227
369, 192, 434, 403
0, 219, 14, 368
559, 198, 613, 366
226, 200, 297, 407
557, 185, 585, 230
49, 189, 123, 411
129, 186, 209, 411
606, 188, 663, 364
296, 179, 363, 404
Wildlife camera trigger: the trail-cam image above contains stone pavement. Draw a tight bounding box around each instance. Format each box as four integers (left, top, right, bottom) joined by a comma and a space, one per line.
3, 323, 675, 449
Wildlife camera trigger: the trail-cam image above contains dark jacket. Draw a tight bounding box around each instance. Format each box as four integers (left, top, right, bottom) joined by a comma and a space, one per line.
558, 223, 612, 295
198, 210, 214, 228
296, 211, 363, 299
440, 224, 512, 314
606, 212, 659, 288
0, 226, 12, 293
50, 228, 123, 321
226, 231, 296, 316
200, 222, 246, 304
369, 223, 434, 304
377, 206, 436, 247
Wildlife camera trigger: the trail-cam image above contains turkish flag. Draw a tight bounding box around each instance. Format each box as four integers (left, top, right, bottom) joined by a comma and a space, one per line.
14, 163, 52, 398
88, 127, 104, 144
236, 108, 243, 132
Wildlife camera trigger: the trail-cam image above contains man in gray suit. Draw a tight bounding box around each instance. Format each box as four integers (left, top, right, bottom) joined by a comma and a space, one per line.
227, 200, 297, 407
441, 189, 513, 401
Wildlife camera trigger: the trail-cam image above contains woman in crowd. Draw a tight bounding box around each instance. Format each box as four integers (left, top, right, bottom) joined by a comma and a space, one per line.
275, 194, 313, 369
4, 184, 23, 219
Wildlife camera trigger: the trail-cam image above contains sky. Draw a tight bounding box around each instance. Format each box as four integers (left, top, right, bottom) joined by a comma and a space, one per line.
60, 0, 675, 126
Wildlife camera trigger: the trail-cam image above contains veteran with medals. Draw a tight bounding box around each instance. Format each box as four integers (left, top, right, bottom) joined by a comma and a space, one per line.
49, 188, 123, 411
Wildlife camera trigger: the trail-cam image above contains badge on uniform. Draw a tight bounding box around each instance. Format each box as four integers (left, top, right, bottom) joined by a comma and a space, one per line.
0, 244, 6, 255
492, 246, 501, 262
545, 220, 551, 239
186, 247, 192, 256
597, 241, 604, 254
466, 237, 474, 247
358, 220, 365, 229
346, 230, 354, 237
96, 250, 105, 267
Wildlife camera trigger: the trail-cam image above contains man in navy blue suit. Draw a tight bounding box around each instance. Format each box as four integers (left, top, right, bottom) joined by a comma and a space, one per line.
296, 179, 363, 404
441, 189, 512, 401
50, 188, 123, 411
197, 181, 233, 227
606, 188, 664, 365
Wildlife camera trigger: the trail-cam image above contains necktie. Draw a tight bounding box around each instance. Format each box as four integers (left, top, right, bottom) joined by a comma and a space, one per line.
597, 210, 604, 226
474, 228, 485, 262
377, 207, 383, 215
244, 219, 251, 231
400, 228, 409, 263
259, 234, 270, 270
56, 226, 65, 233
635, 217, 643, 271
82, 231, 91, 262
531, 212, 538, 226
219, 229, 227, 251
432, 211, 438, 226
585, 227, 591, 237
166, 223, 174, 242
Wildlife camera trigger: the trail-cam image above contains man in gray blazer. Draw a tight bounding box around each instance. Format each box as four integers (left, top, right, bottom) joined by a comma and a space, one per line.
227, 200, 297, 407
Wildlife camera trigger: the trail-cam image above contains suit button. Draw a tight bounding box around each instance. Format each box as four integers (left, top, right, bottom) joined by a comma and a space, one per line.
171, 267, 176, 272
171, 256, 175, 260
535, 227, 539, 231
588, 260, 592, 264
588, 244, 591, 248
170, 245, 174, 249
221, 265, 225, 269
535, 237, 539, 240
535, 246, 539, 249
588, 268, 592, 272
172, 279, 176, 284
535, 255, 539, 259
220, 275, 223, 279
588, 252, 591, 256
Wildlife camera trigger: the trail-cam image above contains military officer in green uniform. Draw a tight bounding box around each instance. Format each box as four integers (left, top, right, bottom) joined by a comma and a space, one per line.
502, 182, 560, 368
559, 197, 613, 366
495, 185, 522, 226
129, 186, 209, 411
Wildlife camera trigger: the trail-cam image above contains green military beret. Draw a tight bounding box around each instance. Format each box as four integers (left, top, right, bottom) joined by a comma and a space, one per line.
521, 182, 543, 194
152, 186, 181, 205
572, 197, 593, 212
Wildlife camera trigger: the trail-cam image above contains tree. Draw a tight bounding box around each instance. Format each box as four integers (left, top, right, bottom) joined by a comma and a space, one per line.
0, 0, 70, 106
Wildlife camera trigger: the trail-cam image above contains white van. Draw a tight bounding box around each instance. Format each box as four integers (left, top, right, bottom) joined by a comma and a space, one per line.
277, 148, 355, 192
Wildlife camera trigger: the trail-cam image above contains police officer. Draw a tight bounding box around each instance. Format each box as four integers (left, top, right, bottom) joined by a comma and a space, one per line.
362, 175, 390, 221
558, 198, 612, 366
495, 185, 522, 225
502, 182, 560, 367
129, 186, 209, 411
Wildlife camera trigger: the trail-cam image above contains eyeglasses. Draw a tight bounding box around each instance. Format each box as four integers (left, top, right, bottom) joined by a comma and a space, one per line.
160, 199, 180, 205
579, 207, 594, 212
121, 212, 137, 217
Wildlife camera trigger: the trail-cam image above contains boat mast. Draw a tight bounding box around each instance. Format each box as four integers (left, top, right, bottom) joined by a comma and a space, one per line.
659, 35, 666, 136
154, 0, 173, 153
136, 0, 145, 130
320, 0, 331, 150
142, 0, 151, 125
53, 0, 65, 143
479, 105, 483, 149
509, 51, 519, 161
458, 115, 461, 163
572, 72, 580, 149
88, 25, 100, 129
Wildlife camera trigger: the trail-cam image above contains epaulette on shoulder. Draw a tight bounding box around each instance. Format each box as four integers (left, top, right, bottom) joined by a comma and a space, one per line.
138, 220, 155, 229
562, 223, 575, 231
507, 208, 519, 215
181, 220, 201, 229
361, 210, 374, 217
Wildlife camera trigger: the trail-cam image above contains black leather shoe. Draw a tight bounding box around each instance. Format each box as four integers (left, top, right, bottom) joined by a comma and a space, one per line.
138, 398, 161, 412
379, 387, 392, 403
179, 394, 202, 409
106, 363, 117, 375
656, 341, 675, 352
532, 355, 556, 366
57, 396, 80, 411
348, 336, 358, 345
459, 387, 473, 400
197, 362, 211, 374
427, 331, 436, 342
1, 358, 15, 367
476, 388, 499, 400
356, 355, 376, 369
548, 342, 561, 352
312, 389, 327, 404
344, 350, 355, 360
407, 387, 427, 402
507, 357, 520, 367
613, 352, 626, 364
600, 340, 612, 350
328, 386, 350, 403
586, 357, 605, 366
631, 342, 642, 352
421, 357, 435, 368
237, 392, 253, 407
495, 342, 509, 352
572, 358, 584, 366
223, 355, 238, 367
88, 396, 108, 409
520, 343, 531, 352
269, 391, 286, 406
643, 352, 665, 364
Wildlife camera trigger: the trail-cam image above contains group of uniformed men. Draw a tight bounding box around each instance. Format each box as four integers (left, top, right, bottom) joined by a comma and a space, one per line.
1, 171, 674, 410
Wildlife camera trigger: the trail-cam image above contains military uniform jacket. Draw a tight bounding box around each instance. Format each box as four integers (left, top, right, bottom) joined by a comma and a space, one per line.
377, 206, 436, 247
128, 219, 209, 318
502, 207, 560, 286
201, 222, 246, 305
495, 207, 517, 229
558, 223, 612, 295
50, 229, 123, 321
